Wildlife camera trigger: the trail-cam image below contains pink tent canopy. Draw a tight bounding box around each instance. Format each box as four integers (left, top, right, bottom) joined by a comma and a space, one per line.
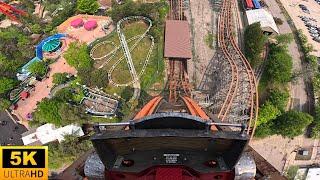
70, 18, 84, 28
84, 20, 98, 31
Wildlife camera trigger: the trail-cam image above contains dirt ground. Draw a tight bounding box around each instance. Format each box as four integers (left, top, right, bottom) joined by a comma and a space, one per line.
279, 0, 320, 57
186, 0, 215, 88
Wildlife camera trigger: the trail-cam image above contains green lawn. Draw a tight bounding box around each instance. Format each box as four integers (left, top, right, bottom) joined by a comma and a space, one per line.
90, 20, 164, 97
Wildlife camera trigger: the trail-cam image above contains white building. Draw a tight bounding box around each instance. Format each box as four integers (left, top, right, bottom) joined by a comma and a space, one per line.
306, 168, 320, 180
245, 9, 280, 36
22, 124, 84, 145
295, 167, 320, 180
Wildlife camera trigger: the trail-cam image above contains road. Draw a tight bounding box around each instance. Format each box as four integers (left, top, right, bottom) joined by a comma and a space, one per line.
265, 0, 308, 111
0, 111, 27, 145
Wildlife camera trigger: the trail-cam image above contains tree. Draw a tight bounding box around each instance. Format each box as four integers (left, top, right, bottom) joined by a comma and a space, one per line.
28, 61, 47, 77
257, 101, 281, 126
0, 53, 19, 77
30, 24, 42, 34
275, 33, 293, 47
273, 111, 313, 138
0, 27, 33, 76
77, 67, 92, 86
0, 77, 16, 95
58, 104, 89, 125
244, 22, 267, 68
254, 121, 274, 138
63, 42, 93, 70
48, 135, 92, 169
54, 88, 74, 102
77, 0, 99, 14
53, 73, 69, 85
120, 86, 134, 102
90, 69, 109, 88
311, 104, 320, 138
0, 98, 11, 110
266, 44, 293, 83
268, 88, 290, 112
311, 123, 320, 138
33, 99, 62, 126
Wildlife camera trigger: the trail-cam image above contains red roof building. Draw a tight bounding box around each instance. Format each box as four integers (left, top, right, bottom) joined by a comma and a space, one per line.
164, 20, 192, 59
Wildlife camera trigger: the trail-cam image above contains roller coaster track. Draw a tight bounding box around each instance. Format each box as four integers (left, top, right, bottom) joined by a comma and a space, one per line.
167, 0, 192, 103
217, 0, 258, 136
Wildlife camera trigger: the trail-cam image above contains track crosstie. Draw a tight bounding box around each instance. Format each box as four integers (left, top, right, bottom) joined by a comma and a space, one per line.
217, 0, 258, 136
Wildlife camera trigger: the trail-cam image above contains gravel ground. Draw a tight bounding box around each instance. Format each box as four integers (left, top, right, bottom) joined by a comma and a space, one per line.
186, 0, 215, 88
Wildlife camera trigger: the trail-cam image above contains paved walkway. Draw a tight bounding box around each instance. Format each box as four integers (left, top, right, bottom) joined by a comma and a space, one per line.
13, 44, 77, 122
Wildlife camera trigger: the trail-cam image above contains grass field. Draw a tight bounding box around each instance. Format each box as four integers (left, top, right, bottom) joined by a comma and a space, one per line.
90, 20, 164, 96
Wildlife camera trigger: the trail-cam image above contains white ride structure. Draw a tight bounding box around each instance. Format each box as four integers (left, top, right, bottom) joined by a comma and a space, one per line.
90, 16, 155, 88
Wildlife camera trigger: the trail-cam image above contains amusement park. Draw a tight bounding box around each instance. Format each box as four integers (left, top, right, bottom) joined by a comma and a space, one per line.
1, 0, 320, 179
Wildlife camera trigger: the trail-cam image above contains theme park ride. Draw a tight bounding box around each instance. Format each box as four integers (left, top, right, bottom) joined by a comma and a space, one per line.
0, 1, 27, 21
58, 0, 285, 179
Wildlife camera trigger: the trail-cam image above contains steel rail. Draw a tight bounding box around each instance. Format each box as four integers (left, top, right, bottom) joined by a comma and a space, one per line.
226, 0, 258, 135
217, 0, 239, 122
218, 0, 258, 136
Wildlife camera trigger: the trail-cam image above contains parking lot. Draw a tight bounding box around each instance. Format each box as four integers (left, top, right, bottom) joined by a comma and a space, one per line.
280, 0, 320, 56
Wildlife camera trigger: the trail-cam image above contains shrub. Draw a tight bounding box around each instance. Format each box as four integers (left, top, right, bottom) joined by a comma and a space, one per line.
28, 61, 47, 77
244, 22, 267, 68
266, 44, 293, 83
254, 122, 274, 138
77, 0, 99, 14
273, 110, 313, 138
273, 17, 283, 25
268, 88, 290, 112
53, 73, 69, 85
257, 101, 281, 127
63, 42, 93, 70
204, 32, 214, 49
0, 77, 16, 95
0, 98, 11, 110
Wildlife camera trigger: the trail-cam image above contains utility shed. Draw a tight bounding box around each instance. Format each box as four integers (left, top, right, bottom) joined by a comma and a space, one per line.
164, 20, 192, 59
245, 9, 279, 36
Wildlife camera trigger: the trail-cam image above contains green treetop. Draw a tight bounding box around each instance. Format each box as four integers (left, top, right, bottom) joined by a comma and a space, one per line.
77, 0, 99, 14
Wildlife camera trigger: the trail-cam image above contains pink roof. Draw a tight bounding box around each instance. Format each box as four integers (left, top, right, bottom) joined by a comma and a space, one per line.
20, 91, 29, 99
84, 20, 98, 30
164, 20, 192, 59
70, 18, 84, 28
